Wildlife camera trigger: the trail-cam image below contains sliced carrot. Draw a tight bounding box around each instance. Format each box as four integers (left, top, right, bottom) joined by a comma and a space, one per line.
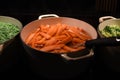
47, 25, 56, 36
72, 37, 85, 43
55, 35, 67, 40
25, 28, 41, 44
44, 37, 57, 46
63, 45, 85, 52
40, 24, 50, 33
55, 23, 67, 36
39, 32, 51, 39
67, 30, 77, 38
25, 23, 91, 54
25, 33, 35, 44
35, 38, 46, 44
40, 44, 64, 52
59, 36, 72, 44
69, 27, 91, 40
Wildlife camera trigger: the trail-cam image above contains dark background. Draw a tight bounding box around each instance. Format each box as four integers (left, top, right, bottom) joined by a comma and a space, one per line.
0, 0, 120, 24
0, 0, 120, 80
0, 0, 120, 17
0, 0, 120, 27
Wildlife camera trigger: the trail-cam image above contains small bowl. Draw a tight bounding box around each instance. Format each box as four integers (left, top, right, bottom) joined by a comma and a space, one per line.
98, 16, 120, 38
0, 16, 23, 55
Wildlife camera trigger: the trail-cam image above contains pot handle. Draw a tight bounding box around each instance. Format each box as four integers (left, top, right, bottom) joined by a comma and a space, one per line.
61, 49, 94, 61
85, 37, 120, 47
99, 16, 116, 23
38, 14, 59, 20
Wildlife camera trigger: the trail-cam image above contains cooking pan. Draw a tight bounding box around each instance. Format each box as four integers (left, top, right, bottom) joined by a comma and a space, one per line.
20, 14, 120, 79
20, 14, 98, 61
20, 14, 99, 79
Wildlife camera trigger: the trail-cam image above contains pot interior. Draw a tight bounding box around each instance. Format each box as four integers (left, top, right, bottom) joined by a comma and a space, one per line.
21, 17, 97, 43
98, 19, 120, 37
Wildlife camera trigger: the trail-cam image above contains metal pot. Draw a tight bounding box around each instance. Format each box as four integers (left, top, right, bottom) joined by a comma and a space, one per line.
20, 14, 97, 79
20, 14, 97, 60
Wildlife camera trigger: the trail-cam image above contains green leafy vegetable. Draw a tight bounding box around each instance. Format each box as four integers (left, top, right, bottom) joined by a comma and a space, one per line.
0, 22, 20, 44
100, 25, 120, 37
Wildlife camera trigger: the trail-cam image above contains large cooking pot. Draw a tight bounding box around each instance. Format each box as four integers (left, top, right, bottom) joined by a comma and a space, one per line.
97, 16, 120, 72
20, 14, 97, 79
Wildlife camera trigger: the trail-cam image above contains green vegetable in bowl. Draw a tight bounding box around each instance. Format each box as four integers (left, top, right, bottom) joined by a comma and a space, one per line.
100, 24, 120, 37
0, 22, 20, 44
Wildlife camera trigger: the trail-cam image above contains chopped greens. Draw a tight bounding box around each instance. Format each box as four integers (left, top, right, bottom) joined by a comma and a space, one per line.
0, 22, 20, 44
100, 25, 120, 37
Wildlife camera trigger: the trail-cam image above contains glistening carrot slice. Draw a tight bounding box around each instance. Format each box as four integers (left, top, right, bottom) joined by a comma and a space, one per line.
72, 37, 85, 43
35, 38, 46, 45
39, 32, 51, 39
55, 23, 67, 36
40, 44, 64, 52
68, 27, 90, 40
44, 37, 57, 46
63, 45, 85, 52
40, 24, 50, 33
25, 33, 35, 44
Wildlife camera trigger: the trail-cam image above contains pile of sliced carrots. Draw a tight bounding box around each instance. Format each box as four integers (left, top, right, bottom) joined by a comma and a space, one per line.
25, 23, 92, 54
